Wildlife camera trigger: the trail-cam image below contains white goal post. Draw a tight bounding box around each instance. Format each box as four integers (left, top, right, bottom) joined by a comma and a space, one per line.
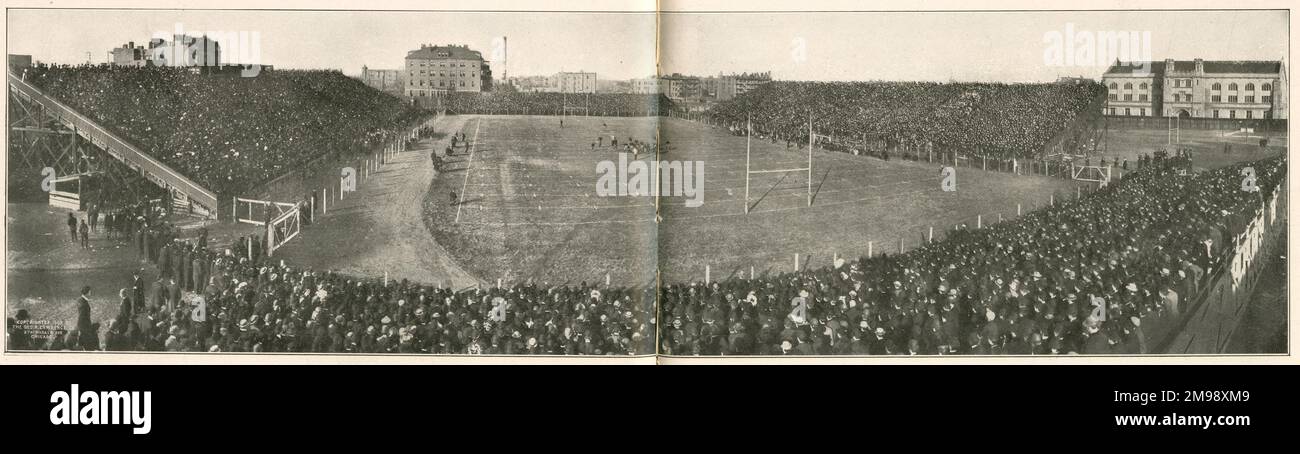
232, 196, 303, 256
744, 113, 814, 213
267, 205, 301, 256
233, 196, 298, 226
1072, 164, 1113, 187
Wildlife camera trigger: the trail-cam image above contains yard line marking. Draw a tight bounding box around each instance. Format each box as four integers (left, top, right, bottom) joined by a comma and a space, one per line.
454, 118, 483, 224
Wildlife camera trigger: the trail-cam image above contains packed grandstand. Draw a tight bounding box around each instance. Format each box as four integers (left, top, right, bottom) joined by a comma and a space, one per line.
438, 91, 674, 116
706, 81, 1106, 159
6, 65, 1285, 355
21, 64, 428, 194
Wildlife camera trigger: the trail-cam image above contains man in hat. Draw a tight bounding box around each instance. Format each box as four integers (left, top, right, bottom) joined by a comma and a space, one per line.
1159, 283, 1180, 318
67, 212, 78, 243
1080, 314, 1110, 354
79, 219, 90, 249
75, 286, 95, 350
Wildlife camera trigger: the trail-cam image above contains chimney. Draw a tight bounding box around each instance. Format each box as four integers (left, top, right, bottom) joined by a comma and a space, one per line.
1164, 58, 1175, 72
1194, 58, 1204, 74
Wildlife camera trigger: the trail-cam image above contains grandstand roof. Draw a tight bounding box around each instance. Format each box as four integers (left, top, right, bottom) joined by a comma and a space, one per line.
1104, 60, 1283, 75
406, 44, 485, 61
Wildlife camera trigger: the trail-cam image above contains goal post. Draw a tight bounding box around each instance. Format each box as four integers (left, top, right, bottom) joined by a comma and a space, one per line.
266, 204, 301, 257
1072, 164, 1113, 187
232, 197, 297, 226
743, 112, 814, 213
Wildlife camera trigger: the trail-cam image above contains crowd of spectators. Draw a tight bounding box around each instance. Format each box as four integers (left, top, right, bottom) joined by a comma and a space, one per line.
23, 64, 427, 195
439, 92, 674, 117
14, 153, 1281, 355
660, 154, 1284, 355
706, 81, 1105, 160
22, 227, 655, 354
7, 68, 1284, 356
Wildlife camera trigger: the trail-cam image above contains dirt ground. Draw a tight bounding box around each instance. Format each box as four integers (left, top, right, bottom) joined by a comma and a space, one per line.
268, 115, 484, 290
5, 203, 257, 332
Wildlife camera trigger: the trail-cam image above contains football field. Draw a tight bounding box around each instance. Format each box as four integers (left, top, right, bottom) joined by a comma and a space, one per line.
422, 115, 1087, 286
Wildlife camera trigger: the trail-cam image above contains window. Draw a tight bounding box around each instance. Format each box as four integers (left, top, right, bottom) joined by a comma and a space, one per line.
1228, 83, 1238, 91
1140, 108, 1146, 116
1246, 96, 1255, 103
1109, 108, 1117, 115
1263, 95, 1272, 103
1109, 82, 1118, 90
1125, 108, 1131, 116
1212, 83, 1222, 90
1213, 110, 1220, 118
1229, 110, 1236, 119
1261, 83, 1272, 91
1139, 94, 1148, 101
1212, 95, 1221, 102
1186, 94, 1193, 102
1108, 94, 1118, 101
1228, 95, 1238, 103
1123, 82, 1133, 89
1265, 111, 1272, 119
1124, 94, 1133, 101
1245, 83, 1255, 91
1139, 82, 1148, 90
1246, 110, 1253, 119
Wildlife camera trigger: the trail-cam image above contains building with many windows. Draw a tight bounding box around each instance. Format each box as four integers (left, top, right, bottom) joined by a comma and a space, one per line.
630, 73, 701, 99
553, 71, 597, 93
715, 72, 772, 100
404, 44, 492, 97
110, 42, 150, 67
1102, 59, 1287, 119
631, 76, 664, 95
360, 66, 404, 96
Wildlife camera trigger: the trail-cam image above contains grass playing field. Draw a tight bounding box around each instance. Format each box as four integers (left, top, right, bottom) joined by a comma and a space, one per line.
1097, 122, 1287, 171
422, 115, 1088, 286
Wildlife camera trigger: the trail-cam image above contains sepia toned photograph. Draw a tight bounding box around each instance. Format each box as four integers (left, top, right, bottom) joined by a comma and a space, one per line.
2, 3, 1289, 360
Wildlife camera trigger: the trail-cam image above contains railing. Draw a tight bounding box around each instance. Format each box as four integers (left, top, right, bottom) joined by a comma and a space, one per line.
8, 72, 220, 216
1157, 179, 1288, 354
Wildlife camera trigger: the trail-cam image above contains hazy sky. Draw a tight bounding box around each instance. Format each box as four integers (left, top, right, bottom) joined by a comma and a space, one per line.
7, 10, 657, 79
7, 9, 1288, 82
662, 10, 1288, 82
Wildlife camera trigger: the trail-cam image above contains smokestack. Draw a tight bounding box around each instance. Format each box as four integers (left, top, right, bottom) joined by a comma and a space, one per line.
503, 36, 508, 83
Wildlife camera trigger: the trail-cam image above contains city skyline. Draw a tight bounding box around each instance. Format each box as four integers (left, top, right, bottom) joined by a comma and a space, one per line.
7, 9, 1288, 82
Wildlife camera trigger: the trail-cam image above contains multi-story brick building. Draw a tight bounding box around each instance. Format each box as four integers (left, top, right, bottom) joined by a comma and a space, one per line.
1102, 59, 1287, 120
360, 66, 404, 96
553, 71, 597, 93
715, 72, 772, 100
404, 44, 492, 97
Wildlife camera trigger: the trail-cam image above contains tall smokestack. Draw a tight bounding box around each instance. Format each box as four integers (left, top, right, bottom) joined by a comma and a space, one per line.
503, 36, 508, 84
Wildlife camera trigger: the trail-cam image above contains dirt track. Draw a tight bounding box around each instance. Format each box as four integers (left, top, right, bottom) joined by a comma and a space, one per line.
271, 116, 484, 290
